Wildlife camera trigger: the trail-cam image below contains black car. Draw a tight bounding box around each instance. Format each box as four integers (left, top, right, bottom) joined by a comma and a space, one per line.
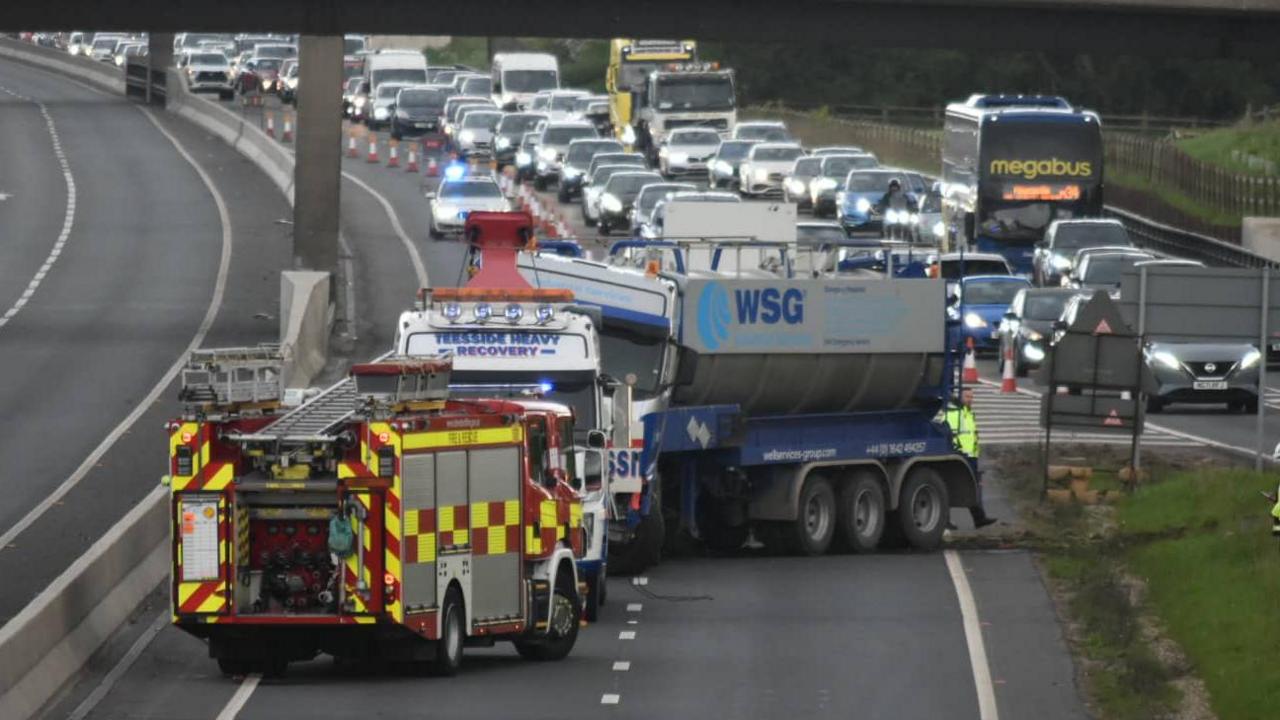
494, 112, 549, 168
597, 171, 664, 235
998, 288, 1082, 376
558, 140, 626, 201
391, 86, 452, 139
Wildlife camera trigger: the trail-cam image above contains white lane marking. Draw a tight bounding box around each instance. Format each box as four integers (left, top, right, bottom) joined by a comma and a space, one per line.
600, 693, 620, 705
340, 170, 429, 287
626, 603, 642, 612
0, 106, 234, 549
0, 190, 12, 201
618, 631, 636, 640
67, 610, 169, 720
626, 619, 638, 625
612, 661, 631, 671
215, 674, 262, 720
0, 86, 76, 331
631, 577, 648, 586
944, 550, 1000, 720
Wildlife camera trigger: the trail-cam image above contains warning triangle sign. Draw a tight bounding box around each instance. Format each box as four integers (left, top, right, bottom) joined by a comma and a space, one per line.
1103, 409, 1123, 427
1068, 291, 1135, 337
1094, 318, 1113, 335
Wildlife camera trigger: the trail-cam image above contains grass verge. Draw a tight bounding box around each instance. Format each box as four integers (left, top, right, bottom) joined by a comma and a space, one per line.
1107, 169, 1243, 229
1177, 122, 1280, 177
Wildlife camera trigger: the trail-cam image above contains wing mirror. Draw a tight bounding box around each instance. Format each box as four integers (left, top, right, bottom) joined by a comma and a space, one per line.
586, 429, 607, 449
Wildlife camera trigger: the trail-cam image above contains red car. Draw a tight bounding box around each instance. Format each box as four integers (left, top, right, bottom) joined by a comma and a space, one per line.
237, 57, 282, 94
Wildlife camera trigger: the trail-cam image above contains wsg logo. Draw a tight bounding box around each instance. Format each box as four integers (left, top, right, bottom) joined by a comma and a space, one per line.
988, 158, 1093, 180
697, 282, 804, 350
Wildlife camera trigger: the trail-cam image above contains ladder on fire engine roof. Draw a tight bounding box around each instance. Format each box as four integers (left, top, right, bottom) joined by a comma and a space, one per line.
227, 352, 391, 444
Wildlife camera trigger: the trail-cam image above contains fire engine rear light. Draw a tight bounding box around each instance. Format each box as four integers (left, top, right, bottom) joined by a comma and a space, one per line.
442, 302, 462, 322
473, 303, 493, 322
535, 304, 555, 324
377, 447, 395, 478
179, 497, 219, 582
504, 303, 523, 323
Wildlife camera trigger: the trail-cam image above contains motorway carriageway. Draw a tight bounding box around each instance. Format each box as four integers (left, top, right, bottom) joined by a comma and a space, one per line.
40, 94, 1089, 720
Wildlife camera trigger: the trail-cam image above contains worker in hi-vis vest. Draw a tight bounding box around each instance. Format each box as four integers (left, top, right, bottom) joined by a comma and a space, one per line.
944, 388, 997, 529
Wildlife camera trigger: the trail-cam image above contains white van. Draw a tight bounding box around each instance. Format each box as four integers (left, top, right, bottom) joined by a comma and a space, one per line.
491, 53, 559, 110
365, 49, 429, 92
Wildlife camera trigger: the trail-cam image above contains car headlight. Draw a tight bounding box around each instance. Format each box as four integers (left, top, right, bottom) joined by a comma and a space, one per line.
814, 177, 837, 192
373, 107, 389, 120
562, 167, 582, 180
886, 209, 900, 224
459, 129, 475, 144
753, 167, 769, 182
539, 147, 558, 162
1025, 329, 1043, 342
932, 220, 946, 239
946, 306, 961, 322
909, 213, 920, 225
713, 160, 733, 174
1023, 344, 1046, 362
1150, 350, 1181, 370
496, 136, 511, 150
585, 187, 602, 201
964, 312, 987, 329
1050, 254, 1073, 271
601, 193, 623, 213
855, 197, 871, 213
354, 96, 366, 108
516, 151, 532, 166
837, 191, 847, 206
787, 179, 807, 195
669, 151, 689, 165
1241, 349, 1262, 369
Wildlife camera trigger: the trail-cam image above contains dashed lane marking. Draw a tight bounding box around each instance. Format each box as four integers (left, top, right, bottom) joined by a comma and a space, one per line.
619, 631, 636, 640
613, 661, 631, 671
601, 694, 621, 705
626, 603, 642, 612
0, 85, 75, 331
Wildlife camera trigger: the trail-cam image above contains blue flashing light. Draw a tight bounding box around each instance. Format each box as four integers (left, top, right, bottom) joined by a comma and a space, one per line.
443, 163, 466, 181
538, 381, 554, 394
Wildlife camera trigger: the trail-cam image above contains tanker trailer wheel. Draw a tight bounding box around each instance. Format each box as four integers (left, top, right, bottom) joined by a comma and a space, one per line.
838, 473, 886, 553
897, 467, 949, 551
434, 586, 465, 676
696, 493, 750, 553
790, 474, 837, 555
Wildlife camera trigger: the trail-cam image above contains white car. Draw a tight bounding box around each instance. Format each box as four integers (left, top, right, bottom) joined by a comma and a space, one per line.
659, 128, 722, 179
88, 35, 126, 62
545, 90, 589, 121
185, 51, 235, 100
738, 143, 806, 197
731, 120, 792, 143
428, 176, 510, 239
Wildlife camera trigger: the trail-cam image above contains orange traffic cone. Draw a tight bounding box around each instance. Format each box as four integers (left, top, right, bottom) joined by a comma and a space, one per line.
405, 142, 419, 172
1001, 345, 1018, 393
346, 130, 358, 158
281, 113, 293, 143
425, 156, 439, 177
265, 112, 275, 138
962, 337, 979, 384
387, 139, 400, 168
366, 133, 379, 163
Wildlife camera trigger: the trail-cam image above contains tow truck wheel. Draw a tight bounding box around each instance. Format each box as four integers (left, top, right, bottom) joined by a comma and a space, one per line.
790, 475, 837, 555
434, 586, 464, 676
838, 473, 886, 553
897, 467, 949, 551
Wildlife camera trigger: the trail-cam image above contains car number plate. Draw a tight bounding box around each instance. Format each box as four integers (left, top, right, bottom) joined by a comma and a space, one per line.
990, 330, 1000, 339
1192, 380, 1228, 390
1271, 342, 1280, 351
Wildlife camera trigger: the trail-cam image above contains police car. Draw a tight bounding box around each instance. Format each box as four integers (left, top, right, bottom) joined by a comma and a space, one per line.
426, 168, 510, 239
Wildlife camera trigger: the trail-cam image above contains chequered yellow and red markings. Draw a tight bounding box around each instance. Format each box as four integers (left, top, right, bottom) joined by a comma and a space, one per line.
366, 422, 404, 623
174, 495, 228, 616
470, 500, 521, 555
404, 507, 437, 564
526, 498, 582, 556
437, 502, 471, 549
168, 422, 233, 492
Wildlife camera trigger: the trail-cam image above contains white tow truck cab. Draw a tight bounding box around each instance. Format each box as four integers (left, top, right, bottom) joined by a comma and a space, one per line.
394, 213, 613, 619
492, 53, 561, 111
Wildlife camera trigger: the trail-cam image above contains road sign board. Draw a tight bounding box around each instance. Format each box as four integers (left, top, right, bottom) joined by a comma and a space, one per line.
1040, 293, 1144, 390
1039, 393, 1144, 433
1118, 265, 1280, 343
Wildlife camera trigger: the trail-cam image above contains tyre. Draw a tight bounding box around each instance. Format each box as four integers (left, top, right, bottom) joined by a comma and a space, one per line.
1245, 398, 1260, 414
219, 90, 232, 101
217, 658, 251, 677
428, 216, 443, 240
897, 467, 949, 551
583, 569, 602, 622
838, 473, 886, 553
696, 493, 749, 553
515, 586, 579, 661
790, 474, 837, 555
1146, 396, 1164, 413
534, 175, 547, 191
598, 221, 611, 236
434, 586, 464, 676
391, 127, 402, 141
583, 210, 597, 228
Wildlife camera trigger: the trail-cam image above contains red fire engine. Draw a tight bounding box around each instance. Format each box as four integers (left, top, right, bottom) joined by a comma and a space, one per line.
167, 350, 585, 676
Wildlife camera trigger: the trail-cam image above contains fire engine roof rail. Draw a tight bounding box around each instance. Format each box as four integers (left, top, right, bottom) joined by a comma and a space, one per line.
180, 344, 285, 405
227, 352, 390, 443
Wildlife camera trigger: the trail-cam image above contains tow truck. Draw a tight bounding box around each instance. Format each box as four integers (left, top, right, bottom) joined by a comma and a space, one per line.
168, 299, 586, 676
394, 212, 614, 618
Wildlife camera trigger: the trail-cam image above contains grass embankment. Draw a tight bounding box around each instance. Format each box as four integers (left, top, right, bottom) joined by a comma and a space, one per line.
1106, 170, 1243, 229
1177, 121, 1280, 177
994, 446, 1279, 720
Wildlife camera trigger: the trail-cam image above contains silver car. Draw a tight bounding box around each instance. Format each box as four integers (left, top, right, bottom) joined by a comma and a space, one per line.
738, 143, 806, 197
659, 128, 722, 179
1145, 342, 1261, 413
454, 109, 503, 159
427, 176, 509, 239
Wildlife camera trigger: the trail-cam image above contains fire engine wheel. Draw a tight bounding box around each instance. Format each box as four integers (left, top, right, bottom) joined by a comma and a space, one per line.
434, 587, 465, 676
515, 587, 580, 661
838, 473, 886, 553
898, 467, 949, 551
791, 475, 837, 556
